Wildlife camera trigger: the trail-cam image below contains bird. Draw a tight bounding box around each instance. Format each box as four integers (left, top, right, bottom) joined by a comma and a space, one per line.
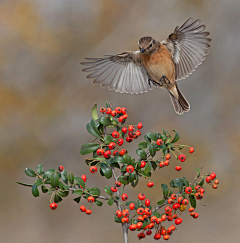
81, 18, 211, 115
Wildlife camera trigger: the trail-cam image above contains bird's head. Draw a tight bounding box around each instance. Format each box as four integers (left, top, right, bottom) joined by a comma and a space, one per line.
138, 36, 158, 55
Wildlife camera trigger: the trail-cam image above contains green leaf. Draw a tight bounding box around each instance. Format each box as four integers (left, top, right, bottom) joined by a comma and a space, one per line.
34, 178, 43, 186
169, 188, 173, 197
152, 212, 161, 218
74, 177, 85, 188
119, 176, 129, 185
144, 135, 151, 143
73, 197, 81, 203
178, 180, 184, 192
124, 154, 132, 165
54, 194, 62, 203
74, 190, 83, 196
99, 117, 111, 126
132, 173, 139, 188
196, 167, 201, 178
147, 143, 156, 157
161, 134, 167, 141
161, 184, 169, 199
146, 132, 158, 141
198, 178, 204, 187
41, 185, 48, 193
138, 142, 148, 149
92, 103, 99, 120
104, 186, 113, 196
189, 195, 196, 208
95, 200, 103, 206
16, 181, 32, 187
37, 164, 43, 175
114, 215, 122, 222
105, 101, 112, 108
104, 135, 113, 144
86, 120, 102, 140
80, 143, 100, 155
128, 172, 135, 183
89, 187, 101, 196
150, 161, 157, 171
50, 172, 59, 188
32, 184, 39, 197
43, 168, 55, 179
171, 130, 180, 143
58, 191, 69, 197
182, 176, 189, 186
25, 168, 36, 177
136, 148, 147, 160
157, 199, 166, 205
100, 163, 112, 179
108, 198, 114, 206
142, 221, 148, 229
113, 156, 126, 164
61, 169, 68, 184
166, 131, 171, 143
144, 161, 152, 174
68, 172, 74, 184
170, 178, 183, 188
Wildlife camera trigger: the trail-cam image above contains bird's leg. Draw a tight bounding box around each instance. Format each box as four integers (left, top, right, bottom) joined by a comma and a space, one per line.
159, 76, 171, 86
148, 78, 159, 88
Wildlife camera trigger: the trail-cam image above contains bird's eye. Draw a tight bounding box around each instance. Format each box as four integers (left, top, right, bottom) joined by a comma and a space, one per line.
149, 43, 153, 48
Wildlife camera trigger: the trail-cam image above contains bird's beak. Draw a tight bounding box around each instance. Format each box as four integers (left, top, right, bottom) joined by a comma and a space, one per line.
141, 49, 145, 54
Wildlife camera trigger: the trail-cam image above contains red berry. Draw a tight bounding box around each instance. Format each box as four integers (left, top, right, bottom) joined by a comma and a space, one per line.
167, 216, 173, 221
121, 216, 129, 223
177, 197, 183, 204
100, 107, 105, 113
111, 186, 118, 192
115, 107, 122, 113
126, 136, 133, 143
178, 154, 186, 162
117, 138, 124, 146
156, 139, 163, 146
147, 182, 154, 188
137, 122, 143, 129
126, 165, 134, 173
189, 207, 194, 212
135, 130, 141, 137
50, 202, 57, 210
185, 187, 192, 194
193, 213, 199, 218
166, 154, 171, 160
129, 224, 136, 231
175, 218, 182, 225
212, 184, 218, 189
137, 232, 145, 240
189, 147, 194, 153
121, 107, 127, 114
163, 235, 170, 240
214, 179, 219, 184
129, 203, 135, 210
119, 149, 126, 156
113, 150, 119, 156
137, 207, 145, 215
171, 194, 177, 200
105, 107, 112, 114
136, 222, 143, 229
159, 162, 165, 168
138, 193, 145, 200
182, 199, 189, 205
128, 125, 134, 131
164, 160, 169, 166
210, 172, 216, 180
200, 188, 205, 194
112, 131, 119, 138
96, 148, 104, 156
80, 205, 86, 212
58, 165, 64, 172
140, 161, 146, 168
87, 196, 95, 203
122, 209, 129, 217
104, 150, 111, 159
119, 116, 124, 123
122, 193, 128, 201
116, 210, 122, 217
81, 174, 87, 182
168, 198, 173, 204
146, 230, 152, 235
154, 233, 161, 240
86, 209, 92, 215
172, 203, 180, 210
195, 185, 201, 191
206, 176, 212, 183
145, 208, 151, 215
165, 206, 172, 214
111, 110, 117, 117
108, 142, 116, 150
175, 166, 182, 171
145, 199, 151, 207
122, 127, 127, 134
115, 181, 121, 187
90, 166, 97, 173
122, 113, 128, 119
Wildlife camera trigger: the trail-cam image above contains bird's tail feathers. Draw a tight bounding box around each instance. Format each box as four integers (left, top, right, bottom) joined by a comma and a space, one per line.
169, 85, 190, 115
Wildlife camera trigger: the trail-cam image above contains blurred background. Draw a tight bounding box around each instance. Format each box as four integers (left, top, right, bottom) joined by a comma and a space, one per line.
1, 0, 240, 242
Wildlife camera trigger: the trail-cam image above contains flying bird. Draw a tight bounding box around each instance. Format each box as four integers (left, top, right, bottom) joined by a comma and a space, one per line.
81, 18, 211, 115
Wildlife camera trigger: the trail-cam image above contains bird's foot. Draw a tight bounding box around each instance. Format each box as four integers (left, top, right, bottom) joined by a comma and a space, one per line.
159, 76, 171, 86
148, 78, 159, 88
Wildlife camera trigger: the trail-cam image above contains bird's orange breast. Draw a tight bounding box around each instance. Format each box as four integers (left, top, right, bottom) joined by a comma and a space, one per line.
141, 45, 175, 82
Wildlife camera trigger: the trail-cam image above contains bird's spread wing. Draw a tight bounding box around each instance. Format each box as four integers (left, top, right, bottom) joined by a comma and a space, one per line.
162, 18, 211, 81
81, 51, 151, 94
